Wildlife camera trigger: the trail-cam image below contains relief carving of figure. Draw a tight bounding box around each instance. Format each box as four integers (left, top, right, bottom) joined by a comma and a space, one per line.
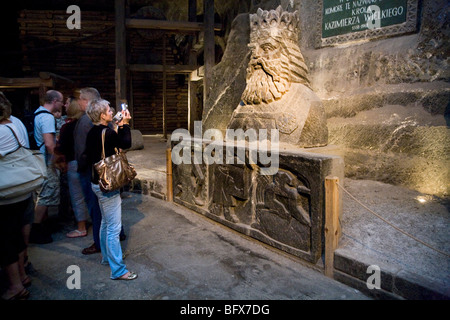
255, 169, 312, 252
210, 164, 252, 224
228, 6, 328, 147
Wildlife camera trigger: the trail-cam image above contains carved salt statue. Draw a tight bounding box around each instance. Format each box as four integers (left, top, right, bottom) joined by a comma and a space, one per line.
228, 6, 328, 147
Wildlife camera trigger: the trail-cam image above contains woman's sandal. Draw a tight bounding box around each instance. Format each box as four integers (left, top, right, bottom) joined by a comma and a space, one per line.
66, 229, 87, 238
1, 288, 30, 300
114, 271, 138, 281
22, 276, 32, 288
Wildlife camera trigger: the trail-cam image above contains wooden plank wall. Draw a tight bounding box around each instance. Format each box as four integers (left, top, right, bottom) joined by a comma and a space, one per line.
18, 9, 189, 134
128, 29, 189, 134
18, 10, 116, 102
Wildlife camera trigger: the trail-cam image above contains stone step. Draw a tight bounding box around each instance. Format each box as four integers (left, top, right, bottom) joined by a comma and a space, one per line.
332, 178, 450, 300
321, 82, 450, 118
333, 248, 450, 300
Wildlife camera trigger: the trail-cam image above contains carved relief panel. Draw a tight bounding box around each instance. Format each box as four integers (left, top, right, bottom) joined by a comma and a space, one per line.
254, 169, 312, 254
209, 163, 253, 225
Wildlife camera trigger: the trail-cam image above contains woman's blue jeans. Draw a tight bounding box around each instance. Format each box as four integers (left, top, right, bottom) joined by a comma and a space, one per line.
67, 161, 89, 223
91, 183, 128, 279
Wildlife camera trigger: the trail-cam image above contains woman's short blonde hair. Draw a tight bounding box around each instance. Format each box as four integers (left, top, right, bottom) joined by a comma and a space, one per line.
86, 99, 110, 125
66, 98, 83, 120
0, 92, 12, 122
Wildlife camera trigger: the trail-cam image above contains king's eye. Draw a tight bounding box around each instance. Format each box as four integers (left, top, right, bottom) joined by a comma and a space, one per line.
261, 43, 275, 52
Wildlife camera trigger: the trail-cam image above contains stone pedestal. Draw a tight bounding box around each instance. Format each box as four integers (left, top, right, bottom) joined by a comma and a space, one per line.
171, 139, 344, 264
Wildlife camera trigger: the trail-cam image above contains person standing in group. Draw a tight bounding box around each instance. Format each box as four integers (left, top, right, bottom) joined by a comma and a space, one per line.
84, 99, 137, 280
0, 92, 32, 299
73, 87, 103, 254
53, 103, 65, 141
54, 97, 89, 238
10, 114, 35, 270
53, 98, 71, 221
73, 87, 126, 255
29, 90, 63, 244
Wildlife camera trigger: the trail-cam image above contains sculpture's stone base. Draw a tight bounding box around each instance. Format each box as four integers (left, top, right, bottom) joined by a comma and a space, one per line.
171, 139, 344, 264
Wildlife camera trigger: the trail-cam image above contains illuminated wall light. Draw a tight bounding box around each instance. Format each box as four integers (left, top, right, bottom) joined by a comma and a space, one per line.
416, 196, 427, 204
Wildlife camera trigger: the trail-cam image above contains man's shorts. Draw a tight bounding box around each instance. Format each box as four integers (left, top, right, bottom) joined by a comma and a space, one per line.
37, 163, 60, 207
22, 195, 35, 225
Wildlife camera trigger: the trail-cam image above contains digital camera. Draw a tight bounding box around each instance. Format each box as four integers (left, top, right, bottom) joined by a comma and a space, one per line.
113, 103, 128, 123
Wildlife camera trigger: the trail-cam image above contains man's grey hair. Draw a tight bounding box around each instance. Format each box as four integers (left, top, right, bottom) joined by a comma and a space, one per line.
80, 87, 101, 102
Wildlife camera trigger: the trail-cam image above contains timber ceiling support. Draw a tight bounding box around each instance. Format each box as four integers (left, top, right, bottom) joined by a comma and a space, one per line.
115, 0, 127, 110
115, 0, 217, 136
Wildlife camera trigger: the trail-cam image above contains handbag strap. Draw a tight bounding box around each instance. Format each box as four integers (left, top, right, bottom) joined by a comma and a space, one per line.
100, 128, 107, 160
2, 125, 25, 155
100, 127, 121, 160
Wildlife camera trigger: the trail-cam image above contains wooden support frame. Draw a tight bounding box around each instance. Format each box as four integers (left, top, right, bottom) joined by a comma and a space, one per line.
115, 0, 218, 135
0, 72, 74, 105
162, 34, 167, 139
325, 176, 341, 278
203, 0, 215, 106
115, 0, 127, 108
0, 77, 53, 89
128, 64, 198, 74
126, 19, 221, 33
166, 148, 173, 202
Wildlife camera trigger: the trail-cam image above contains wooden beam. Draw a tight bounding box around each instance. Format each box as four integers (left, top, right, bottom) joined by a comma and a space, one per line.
0, 77, 54, 88
203, 0, 215, 106
38, 72, 74, 83
166, 148, 173, 202
188, 16, 198, 135
115, 0, 127, 105
126, 19, 221, 32
325, 176, 340, 278
189, 0, 197, 22
188, 79, 197, 134
128, 64, 198, 74
163, 34, 167, 139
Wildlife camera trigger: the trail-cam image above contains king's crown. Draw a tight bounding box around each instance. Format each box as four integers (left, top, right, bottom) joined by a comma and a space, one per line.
249, 6, 299, 42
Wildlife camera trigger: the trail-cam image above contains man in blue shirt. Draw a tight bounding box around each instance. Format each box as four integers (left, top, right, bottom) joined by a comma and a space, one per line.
30, 90, 64, 244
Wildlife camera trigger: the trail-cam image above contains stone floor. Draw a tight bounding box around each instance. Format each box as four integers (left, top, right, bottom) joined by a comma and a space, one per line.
126, 135, 450, 300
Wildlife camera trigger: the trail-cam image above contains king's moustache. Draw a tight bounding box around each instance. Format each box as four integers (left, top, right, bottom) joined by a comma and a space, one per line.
250, 59, 279, 78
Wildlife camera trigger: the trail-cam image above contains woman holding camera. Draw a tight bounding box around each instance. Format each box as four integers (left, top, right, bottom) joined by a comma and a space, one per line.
84, 99, 137, 280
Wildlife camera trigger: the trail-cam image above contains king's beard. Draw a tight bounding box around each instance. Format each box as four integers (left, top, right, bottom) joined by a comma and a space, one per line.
241, 58, 290, 105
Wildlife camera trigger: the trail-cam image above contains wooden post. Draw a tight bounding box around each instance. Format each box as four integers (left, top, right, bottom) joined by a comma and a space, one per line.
188, 50, 198, 135
188, 0, 198, 135
203, 0, 214, 107
163, 34, 167, 139
325, 176, 340, 278
39, 84, 46, 106
188, 0, 197, 22
128, 73, 134, 129
115, 0, 127, 107
166, 148, 173, 202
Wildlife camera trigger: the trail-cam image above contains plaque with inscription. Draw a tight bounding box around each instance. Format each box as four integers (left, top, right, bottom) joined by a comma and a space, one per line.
316, 0, 419, 47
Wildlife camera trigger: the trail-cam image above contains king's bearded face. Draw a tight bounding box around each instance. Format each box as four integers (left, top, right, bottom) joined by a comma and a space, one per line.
241, 37, 291, 105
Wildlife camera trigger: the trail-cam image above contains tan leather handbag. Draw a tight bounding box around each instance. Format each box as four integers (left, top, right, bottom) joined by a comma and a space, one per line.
94, 128, 137, 193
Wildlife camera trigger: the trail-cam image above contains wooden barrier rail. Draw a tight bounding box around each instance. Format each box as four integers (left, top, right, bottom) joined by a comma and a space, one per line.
325, 176, 341, 278
166, 148, 173, 202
